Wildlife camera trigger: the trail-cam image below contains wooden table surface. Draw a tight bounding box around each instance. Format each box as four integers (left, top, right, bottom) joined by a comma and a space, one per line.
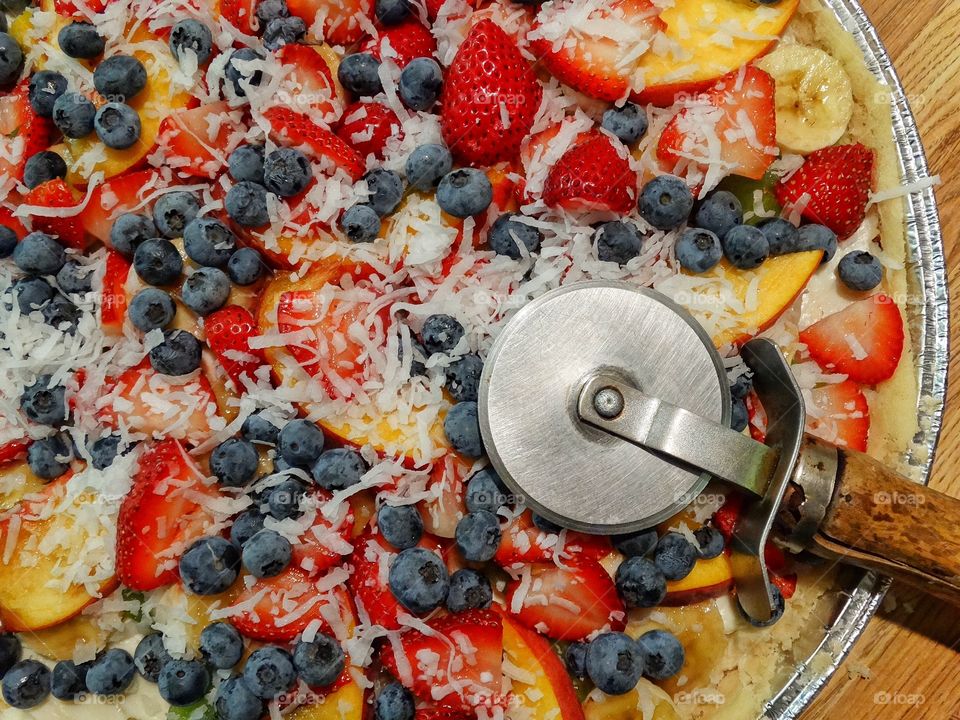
804, 1, 960, 718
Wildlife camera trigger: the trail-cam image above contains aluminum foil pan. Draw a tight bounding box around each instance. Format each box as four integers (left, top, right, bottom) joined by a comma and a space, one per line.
762, 1, 949, 718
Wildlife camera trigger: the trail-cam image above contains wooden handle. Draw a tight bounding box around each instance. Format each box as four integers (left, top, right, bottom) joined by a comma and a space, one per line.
809, 448, 960, 603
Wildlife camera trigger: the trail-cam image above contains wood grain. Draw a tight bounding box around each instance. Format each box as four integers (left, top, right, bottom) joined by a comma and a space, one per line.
806, 1, 960, 717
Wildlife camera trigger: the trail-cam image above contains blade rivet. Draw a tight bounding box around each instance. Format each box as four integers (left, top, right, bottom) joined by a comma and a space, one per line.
593, 387, 624, 419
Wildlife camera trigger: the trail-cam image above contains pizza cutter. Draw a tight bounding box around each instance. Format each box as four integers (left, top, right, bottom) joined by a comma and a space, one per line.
479, 281, 960, 624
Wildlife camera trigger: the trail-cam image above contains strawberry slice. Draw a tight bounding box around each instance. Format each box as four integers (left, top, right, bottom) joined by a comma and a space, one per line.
799, 294, 904, 384
504, 560, 625, 641
81, 169, 164, 245
494, 510, 612, 567
54, 0, 114, 16
774, 143, 875, 239
290, 490, 355, 576
204, 305, 268, 389
274, 43, 341, 121
0, 79, 55, 181
0, 438, 30, 466
265, 107, 365, 180
805, 380, 870, 452
439, 19, 542, 167
361, 17, 437, 68
713, 493, 744, 541
23, 179, 87, 250
542, 131, 638, 213
232, 569, 354, 641
100, 249, 131, 335
217, 0, 258, 34
158, 102, 245, 179
286, 0, 373, 46
381, 608, 505, 712
97, 360, 220, 444
0, 206, 27, 240
530, 0, 665, 102
335, 101, 402, 161
116, 439, 222, 591
658, 66, 777, 183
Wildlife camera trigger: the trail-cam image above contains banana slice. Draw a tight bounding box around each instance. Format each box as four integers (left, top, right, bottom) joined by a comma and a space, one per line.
756, 44, 854, 155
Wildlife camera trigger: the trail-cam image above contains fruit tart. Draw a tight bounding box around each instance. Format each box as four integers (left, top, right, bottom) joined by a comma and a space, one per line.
0, 0, 935, 717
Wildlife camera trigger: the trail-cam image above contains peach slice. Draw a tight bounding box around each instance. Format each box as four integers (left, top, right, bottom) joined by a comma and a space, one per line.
0, 461, 46, 511
583, 678, 679, 720
633, 0, 801, 106
286, 679, 366, 720
663, 554, 734, 606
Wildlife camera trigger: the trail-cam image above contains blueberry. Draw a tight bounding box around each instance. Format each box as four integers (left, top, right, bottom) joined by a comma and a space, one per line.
227, 247, 265, 285
158, 659, 209, 706
20, 374, 67, 426
838, 250, 882, 291
182, 267, 230, 315
134, 632, 171, 683
13, 231, 65, 275
2, 659, 50, 708
169, 18, 213, 65
27, 70, 67, 118
0, 635, 19, 676
93, 54, 146, 100
0, 32, 22, 88
730, 373, 752, 400
377, 504, 423, 550
596, 220, 642, 265
694, 190, 742, 239
12, 276, 55, 313
128, 287, 176, 331
375, 0, 410, 24
421, 313, 463, 354
722, 224, 768, 270
388, 547, 449, 614
465, 468, 505, 514
263, 147, 311, 197
653, 532, 696, 581
693, 526, 724, 559
267, 479, 308, 520
0, 225, 16, 257
488, 213, 542, 259
601, 103, 648, 146
56, 259, 93, 294
739, 584, 785, 627
225, 181, 270, 227
243, 646, 295, 700
40, 295, 80, 333
455, 510, 501, 562
374, 681, 415, 720
443, 401, 482, 457
339, 203, 381, 243
636, 630, 684, 680
200, 621, 244, 669
256, 0, 289, 24
612, 528, 657, 559
278, 419, 325, 467
179, 536, 241, 595
311, 448, 367, 490
675, 227, 721, 273
94, 101, 141, 149
262, 16, 306, 50
228, 144, 265, 183
337, 53, 382, 97
446, 567, 492, 613
183, 217, 237, 267
241, 412, 280, 445
405, 143, 452, 191
638, 175, 694, 231
215, 675, 264, 720
363, 168, 404, 216
27, 433, 72, 479
225, 48, 265, 97
445, 353, 482, 402
615, 556, 666, 608
242, 528, 292, 578
796, 223, 837, 263
154, 191, 200, 239
85, 648, 136, 695
110, 213, 155, 257
293, 634, 344, 687
52, 92, 95, 139
565, 641, 588, 679
58, 21, 104, 59
758, 217, 799, 256
149, 329, 202, 376
134, 238, 183, 285
731, 396, 748, 432
51, 659, 88, 700
437, 168, 493, 218
585, 632, 644, 695
89, 434, 122, 470
399, 57, 442, 111
211, 438, 259, 487
230, 509, 265, 547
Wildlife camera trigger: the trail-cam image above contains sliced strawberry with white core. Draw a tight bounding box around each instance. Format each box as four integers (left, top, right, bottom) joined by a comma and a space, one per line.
158, 101, 246, 179
799, 293, 904, 384
494, 509, 612, 567
81, 169, 164, 245
290, 490, 355, 576
805, 380, 870, 452
273, 44, 342, 123
286, 0, 373, 45
0, 79, 55, 181
265, 107, 365, 181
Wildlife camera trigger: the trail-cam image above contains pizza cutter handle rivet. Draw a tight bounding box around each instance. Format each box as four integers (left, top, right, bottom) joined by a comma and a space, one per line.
592, 387, 625, 419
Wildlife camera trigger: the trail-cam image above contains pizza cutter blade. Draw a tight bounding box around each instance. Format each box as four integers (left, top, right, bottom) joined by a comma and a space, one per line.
480, 282, 960, 624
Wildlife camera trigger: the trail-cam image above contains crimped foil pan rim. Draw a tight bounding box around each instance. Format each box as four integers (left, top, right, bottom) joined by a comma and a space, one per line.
761, 1, 949, 718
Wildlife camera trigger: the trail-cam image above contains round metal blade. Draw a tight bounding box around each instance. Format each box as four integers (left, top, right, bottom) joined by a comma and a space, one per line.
479, 282, 730, 534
